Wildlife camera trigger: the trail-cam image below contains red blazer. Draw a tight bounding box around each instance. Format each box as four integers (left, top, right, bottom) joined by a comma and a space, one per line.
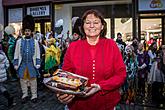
62, 38, 126, 110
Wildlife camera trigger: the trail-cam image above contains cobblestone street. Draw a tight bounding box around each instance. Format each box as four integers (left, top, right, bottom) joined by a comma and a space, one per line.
0, 80, 65, 110
0, 80, 165, 110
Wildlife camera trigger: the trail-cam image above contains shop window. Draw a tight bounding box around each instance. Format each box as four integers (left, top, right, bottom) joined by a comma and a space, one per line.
35, 23, 41, 33
115, 18, 132, 44
45, 22, 51, 34
141, 18, 162, 47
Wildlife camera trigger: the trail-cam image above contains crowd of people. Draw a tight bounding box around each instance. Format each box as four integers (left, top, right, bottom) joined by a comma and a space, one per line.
0, 9, 165, 110
116, 32, 165, 107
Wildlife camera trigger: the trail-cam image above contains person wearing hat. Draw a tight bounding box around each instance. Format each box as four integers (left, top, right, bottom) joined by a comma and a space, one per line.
5, 25, 16, 62
54, 19, 64, 40
71, 17, 83, 42
13, 15, 41, 103
54, 19, 66, 68
4, 25, 18, 81
54, 19, 65, 47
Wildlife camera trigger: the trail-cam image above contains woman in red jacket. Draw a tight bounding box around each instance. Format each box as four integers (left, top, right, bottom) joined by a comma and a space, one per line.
57, 9, 126, 110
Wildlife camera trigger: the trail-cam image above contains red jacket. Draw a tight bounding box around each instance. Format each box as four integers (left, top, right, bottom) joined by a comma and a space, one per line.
62, 38, 126, 110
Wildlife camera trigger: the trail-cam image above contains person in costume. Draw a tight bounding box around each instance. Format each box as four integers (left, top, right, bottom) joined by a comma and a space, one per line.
4, 25, 18, 81
44, 33, 61, 74
71, 17, 83, 42
5, 25, 16, 63
54, 19, 64, 39
56, 9, 126, 110
13, 15, 40, 103
54, 19, 66, 68
124, 45, 138, 104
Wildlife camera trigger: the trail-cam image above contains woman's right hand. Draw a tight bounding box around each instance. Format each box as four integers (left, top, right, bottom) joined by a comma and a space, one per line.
14, 65, 18, 70
56, 93, 75, 104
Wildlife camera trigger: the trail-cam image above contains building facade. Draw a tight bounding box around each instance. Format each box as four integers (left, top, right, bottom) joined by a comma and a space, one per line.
0, 0, 4, 39
2, 0, 165, 45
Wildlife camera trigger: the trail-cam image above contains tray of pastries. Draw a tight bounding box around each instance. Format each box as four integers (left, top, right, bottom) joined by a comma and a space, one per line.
43, 69, 88, 95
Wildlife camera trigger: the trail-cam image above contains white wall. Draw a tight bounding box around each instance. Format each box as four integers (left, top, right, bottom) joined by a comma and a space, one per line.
0, 0, 4, 41
54, 4, 72, 39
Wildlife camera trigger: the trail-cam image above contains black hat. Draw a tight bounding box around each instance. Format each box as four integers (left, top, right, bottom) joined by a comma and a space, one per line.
22, 15, 35, 32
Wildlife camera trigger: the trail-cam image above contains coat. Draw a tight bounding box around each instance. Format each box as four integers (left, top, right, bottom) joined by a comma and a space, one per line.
62, 38, 126, 110
7, 35, 16, 62
13, 38, 41, 78
0, 51, 9, 82
148, 61, 165, 83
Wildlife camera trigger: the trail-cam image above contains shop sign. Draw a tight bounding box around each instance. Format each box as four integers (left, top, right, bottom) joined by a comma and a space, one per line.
138, 0, 165, 11
27, 5, 50, 17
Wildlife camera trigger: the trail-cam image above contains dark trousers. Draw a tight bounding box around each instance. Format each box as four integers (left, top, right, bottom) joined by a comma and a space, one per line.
8, 61, 18, 81
152, 82, 164, 104
138, 78, 145, 95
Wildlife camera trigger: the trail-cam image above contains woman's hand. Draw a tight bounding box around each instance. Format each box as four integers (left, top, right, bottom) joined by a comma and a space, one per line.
56, 93, 75, 104
14, 65, 18, 70
84, 83, 101, 97
36, 65, 40, 69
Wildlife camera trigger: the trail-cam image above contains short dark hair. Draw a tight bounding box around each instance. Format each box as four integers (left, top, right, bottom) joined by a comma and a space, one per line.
117, 33, 122, 37
81, 9, 107, 39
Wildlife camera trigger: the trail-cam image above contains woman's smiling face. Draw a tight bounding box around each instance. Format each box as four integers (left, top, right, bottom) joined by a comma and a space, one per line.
83, 14, 103, 38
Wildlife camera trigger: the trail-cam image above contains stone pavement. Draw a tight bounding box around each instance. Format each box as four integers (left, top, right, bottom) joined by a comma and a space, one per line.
0, 80, 165, 110
0, 80, 65, 110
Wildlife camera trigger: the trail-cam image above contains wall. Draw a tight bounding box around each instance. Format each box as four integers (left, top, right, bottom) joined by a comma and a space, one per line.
54, 4, 72, 39
0, 0, 4, 41
2, 0, 51, 6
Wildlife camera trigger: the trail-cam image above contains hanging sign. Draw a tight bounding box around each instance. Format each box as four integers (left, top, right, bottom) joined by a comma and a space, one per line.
27, 5, 50, 17
138, 0, 165, 11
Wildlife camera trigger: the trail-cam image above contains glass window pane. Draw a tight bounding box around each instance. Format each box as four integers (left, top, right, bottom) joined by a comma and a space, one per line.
35, 23, 41, 33
45, 22, 51, 34
141, 18, 162, 47
115, 18, 132, 44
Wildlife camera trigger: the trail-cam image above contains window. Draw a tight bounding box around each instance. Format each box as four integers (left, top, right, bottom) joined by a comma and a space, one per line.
115, 18, 132, 44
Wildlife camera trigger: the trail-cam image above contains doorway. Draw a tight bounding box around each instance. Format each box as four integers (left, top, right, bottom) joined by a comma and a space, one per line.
34, 19, 51, 36
140, 18, 162, 47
